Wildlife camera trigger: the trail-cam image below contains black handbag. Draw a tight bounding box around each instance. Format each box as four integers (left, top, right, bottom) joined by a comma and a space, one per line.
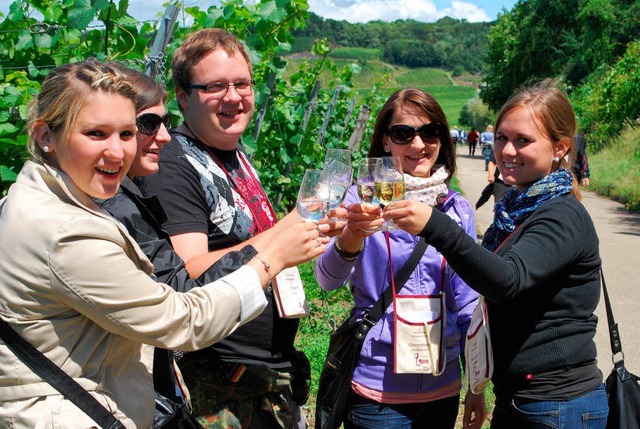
315, 238, 428, 429
601, 270, 640, 429
154, 392, 205, 429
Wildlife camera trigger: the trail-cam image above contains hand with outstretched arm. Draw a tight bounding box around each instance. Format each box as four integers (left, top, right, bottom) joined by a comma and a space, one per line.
382, 199, 433, 236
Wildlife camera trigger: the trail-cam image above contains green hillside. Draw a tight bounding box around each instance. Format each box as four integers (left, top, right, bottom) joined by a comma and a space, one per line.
283, 53, 478, 125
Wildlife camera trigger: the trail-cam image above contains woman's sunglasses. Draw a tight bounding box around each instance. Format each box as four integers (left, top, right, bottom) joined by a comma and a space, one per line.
136, 112, 171, 136
387, 123, 445, 145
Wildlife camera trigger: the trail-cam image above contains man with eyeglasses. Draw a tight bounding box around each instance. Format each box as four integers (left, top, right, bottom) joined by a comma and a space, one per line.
141, 29, 312, 429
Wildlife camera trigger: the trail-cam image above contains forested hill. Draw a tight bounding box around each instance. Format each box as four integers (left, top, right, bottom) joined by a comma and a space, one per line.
293, 13, 491, 74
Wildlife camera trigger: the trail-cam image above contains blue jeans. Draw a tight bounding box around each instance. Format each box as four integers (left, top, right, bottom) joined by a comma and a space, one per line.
344, 393, 459, 429
491, 384, 608, 429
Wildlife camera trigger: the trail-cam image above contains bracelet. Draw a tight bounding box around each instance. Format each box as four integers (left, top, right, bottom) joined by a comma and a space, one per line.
253, 255, 272, 280
334, 236, 364, 261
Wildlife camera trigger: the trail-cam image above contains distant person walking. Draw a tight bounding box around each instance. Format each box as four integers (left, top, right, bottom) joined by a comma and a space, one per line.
480, 125, 494, 170
459, 128, 467, 147
467, 128, 479, 156
450, 125, 460, 146
573, 133, 590, 187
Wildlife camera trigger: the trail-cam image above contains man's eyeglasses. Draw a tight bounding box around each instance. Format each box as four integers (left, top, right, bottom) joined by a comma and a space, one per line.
188, 80, 255, 97
136, 112, 171, 136
387, 123, 445, 145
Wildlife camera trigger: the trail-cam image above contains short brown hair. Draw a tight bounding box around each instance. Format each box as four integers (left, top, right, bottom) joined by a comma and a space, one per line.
368, 87, 456, 179
172, 28, 253, 94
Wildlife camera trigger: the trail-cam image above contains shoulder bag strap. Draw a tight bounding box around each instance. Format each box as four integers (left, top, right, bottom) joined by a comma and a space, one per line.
362, 237, 429, 330
0, 319, 126, 429
600, 269, 623, 359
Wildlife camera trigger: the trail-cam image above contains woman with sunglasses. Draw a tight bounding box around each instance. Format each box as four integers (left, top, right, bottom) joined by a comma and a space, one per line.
384, 80, 607, 428
315, 88, 486, 429
0, 60, 326, 428
96, 66, 328, 405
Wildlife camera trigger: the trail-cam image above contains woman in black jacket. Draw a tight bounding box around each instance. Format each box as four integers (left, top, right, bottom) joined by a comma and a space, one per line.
382, 79, 608, 429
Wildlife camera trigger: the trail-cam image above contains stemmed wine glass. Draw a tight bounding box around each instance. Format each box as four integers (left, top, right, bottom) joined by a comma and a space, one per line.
323, 149, 352, 169
356, 157, 383, 232
356, 158, 380, 207
296, 169, 330, 223
374, 156, 405, 230
322, 160, 353, 218
322, 148, 353, 220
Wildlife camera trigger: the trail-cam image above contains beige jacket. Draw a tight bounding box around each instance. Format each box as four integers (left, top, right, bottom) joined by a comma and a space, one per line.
0, 161, 267, 428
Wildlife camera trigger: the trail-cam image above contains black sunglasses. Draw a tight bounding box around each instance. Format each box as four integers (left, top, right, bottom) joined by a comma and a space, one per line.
387, 123, 445, 145
136, 112, 171, 136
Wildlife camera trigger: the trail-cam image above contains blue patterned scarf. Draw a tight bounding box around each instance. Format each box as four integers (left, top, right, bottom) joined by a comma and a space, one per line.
482, 168, 574, 251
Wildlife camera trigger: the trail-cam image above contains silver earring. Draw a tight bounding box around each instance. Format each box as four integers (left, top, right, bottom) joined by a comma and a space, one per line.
384, 146, 391, 153
553, 157, 560, 162
43, 146, 50, 153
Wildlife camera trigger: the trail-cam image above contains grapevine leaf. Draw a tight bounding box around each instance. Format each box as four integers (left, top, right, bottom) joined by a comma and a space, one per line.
0, 165, 18, 182
68, 0, 97, 29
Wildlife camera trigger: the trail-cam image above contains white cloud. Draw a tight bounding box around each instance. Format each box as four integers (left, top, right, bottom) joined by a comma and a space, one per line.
307, 0, 491, 23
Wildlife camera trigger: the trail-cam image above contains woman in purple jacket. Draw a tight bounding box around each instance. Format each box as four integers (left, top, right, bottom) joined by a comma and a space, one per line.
315, 88, 487, 429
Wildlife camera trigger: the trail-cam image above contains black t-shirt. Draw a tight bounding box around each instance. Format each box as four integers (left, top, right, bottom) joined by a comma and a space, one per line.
141, 130, 298, 369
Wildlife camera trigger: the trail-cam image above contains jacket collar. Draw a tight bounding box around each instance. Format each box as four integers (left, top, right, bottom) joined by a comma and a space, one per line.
18, 161, 154, 271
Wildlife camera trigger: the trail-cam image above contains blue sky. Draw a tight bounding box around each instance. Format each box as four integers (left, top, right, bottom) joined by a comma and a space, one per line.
0, 0, 519, 23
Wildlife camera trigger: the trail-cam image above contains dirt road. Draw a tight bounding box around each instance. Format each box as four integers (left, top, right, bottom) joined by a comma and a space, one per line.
455, 148, 640, 376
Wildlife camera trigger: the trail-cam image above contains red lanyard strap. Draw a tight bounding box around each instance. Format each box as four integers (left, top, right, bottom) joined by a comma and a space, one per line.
203, 146, 277, 233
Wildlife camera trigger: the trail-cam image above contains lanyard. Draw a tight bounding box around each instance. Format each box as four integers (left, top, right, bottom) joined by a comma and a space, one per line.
203, 145, 277, 234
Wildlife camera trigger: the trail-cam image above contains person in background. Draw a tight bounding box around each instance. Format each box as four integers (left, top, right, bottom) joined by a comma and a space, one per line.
467, 128, 479, 157
140, 28, 336, 428
384, 79, 608, 429
96, 66, 328, 404
316, 88, 487, 429
450, 125, 460, 146
459, 127, 467, 147
476, 151, 512, 210
480, 125, 495, 170
0, 60, 324, 428
573, 132, 590, 186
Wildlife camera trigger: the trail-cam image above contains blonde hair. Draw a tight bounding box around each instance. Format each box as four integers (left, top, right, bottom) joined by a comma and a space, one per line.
27, 59, 136, 165
495, 79, 580, 199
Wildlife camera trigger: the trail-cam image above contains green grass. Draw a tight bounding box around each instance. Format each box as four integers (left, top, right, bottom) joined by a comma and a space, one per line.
588, 125, 640, 211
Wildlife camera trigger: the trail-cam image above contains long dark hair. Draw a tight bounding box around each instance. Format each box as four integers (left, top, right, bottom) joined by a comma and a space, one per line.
368, 87, 456, 178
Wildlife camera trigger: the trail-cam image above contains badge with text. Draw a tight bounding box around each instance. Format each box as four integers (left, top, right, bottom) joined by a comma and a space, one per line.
273, 267, 309, 319
393, 292, 446, 375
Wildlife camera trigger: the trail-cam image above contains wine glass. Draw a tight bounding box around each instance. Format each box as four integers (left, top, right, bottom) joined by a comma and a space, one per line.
374, 156, 405, 230
357, 157, 383, 232
323, 148, 352, 169
356, 158, 380, 207
322, 160, 353, 217
296, 169, 330, 223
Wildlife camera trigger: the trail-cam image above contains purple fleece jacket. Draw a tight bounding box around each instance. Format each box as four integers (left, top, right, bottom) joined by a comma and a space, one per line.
315, 185, 478, 394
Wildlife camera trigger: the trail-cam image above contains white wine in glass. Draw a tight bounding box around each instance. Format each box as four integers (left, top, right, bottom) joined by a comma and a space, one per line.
296, 169, 330, 222
356, 158, 380, 207
374, 156, 405, 230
